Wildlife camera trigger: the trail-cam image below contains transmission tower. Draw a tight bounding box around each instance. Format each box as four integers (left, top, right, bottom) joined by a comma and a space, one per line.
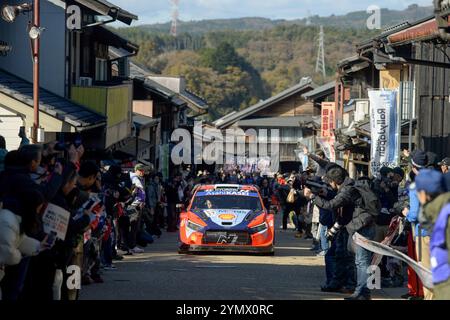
170, 0, 179, 37
306, 10, 312, 26
315, 25, 326, 79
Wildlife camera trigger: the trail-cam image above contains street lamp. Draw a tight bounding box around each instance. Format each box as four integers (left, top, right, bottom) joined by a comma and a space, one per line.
28, 25, 44, 40
1, 3, 32, 23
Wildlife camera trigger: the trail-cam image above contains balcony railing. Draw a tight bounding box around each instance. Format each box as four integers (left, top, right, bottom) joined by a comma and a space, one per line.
71, 82, 132, 127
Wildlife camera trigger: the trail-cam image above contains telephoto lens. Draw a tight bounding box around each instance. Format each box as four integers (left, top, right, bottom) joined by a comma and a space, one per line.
326, 222, 342, 241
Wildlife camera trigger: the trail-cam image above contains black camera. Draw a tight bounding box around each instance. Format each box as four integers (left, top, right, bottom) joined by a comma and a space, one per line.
304, 178, 333, 195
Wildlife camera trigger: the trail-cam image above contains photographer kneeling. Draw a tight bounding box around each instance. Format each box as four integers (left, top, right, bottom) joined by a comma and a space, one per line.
304, 166, 379, 300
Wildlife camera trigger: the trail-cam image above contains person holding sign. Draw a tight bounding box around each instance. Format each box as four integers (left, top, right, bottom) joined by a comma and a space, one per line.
0, 189, 52, 300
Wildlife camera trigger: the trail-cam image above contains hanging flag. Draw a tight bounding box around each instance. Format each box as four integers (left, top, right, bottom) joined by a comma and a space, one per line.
368, 90, 399, 177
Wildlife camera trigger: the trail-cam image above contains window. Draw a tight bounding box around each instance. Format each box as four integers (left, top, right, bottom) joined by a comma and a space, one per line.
282, 128, 303, 143
82, 46, 90, 75
95, 58, 107, 82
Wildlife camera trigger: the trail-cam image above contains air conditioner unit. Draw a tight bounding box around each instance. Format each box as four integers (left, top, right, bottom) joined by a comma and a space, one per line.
78, 77, 92, 87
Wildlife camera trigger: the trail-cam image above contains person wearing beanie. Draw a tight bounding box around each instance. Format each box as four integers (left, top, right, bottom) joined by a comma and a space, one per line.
392, 167, 405, 182
426, 152, 440, 170
411, 150, 428, 170
413, 169, 446, 300
421, 171, 450, 300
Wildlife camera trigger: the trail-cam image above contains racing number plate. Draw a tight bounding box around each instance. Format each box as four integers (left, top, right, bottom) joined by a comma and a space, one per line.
204, 231, 250, 245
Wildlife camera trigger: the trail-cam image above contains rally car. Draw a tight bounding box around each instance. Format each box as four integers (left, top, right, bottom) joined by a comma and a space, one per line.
178, 184, 275, 255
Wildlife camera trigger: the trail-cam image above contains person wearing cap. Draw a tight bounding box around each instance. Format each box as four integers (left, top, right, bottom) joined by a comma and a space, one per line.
127, 164, 148, 254
414, 169, 447, 300
438, 158, 450, 174
419, 172, 450, 300
407, 151, 429, 236
402, 150, 428, 299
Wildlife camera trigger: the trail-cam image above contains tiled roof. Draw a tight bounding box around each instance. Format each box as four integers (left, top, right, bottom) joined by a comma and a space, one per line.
0, 69, 106, 130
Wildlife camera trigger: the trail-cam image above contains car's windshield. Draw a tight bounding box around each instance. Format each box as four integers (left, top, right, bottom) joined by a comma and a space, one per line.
191, 192, 262, 211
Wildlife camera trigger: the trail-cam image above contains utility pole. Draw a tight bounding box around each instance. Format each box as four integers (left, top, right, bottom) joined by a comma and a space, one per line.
32, 0, 40, 143
170, 0, 179, 37
315, 25, 326, 79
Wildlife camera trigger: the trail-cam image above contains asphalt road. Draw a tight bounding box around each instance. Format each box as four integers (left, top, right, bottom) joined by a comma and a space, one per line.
80, 215, 404, 300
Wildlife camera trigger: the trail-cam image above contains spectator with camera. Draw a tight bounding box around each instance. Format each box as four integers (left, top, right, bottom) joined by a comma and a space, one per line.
304, 166, 380, 300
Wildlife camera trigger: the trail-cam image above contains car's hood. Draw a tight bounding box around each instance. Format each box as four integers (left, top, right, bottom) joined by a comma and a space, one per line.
199, 209, 253, 228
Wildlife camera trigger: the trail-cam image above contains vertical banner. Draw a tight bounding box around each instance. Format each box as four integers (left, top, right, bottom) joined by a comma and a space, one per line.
368, 90, 399, 176
321, 102, 336, 138
320, 102, 336, 162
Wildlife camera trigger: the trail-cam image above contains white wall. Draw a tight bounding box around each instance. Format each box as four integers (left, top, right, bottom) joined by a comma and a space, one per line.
0, 106, 24, 151
0, 0, 66, 97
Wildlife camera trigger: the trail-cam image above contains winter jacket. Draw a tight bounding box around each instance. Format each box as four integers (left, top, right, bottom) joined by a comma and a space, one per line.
407, 182, 428, 238
0, 149, 7, 173
312, 177, 357, 227
0, 209, 40, 282
130, 172, 146, 205
430, 203, 450, 299
318, 190, 337, 228
312, 177, 375, 234
372, 178, 398, 226
421, 193, 450, 234
0, 166, 63, 202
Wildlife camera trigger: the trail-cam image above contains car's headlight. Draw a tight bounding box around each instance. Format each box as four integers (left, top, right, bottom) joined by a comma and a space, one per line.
250, 222, 268, 234
187, 220, 204, 232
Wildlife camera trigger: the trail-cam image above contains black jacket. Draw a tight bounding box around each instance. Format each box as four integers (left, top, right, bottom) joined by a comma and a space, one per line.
312, 177, 357, 227
313, 177, 378, 234
0, 166, 63, 202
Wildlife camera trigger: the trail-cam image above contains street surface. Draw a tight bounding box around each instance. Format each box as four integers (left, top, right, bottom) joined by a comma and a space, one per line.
80, 215, 404, 300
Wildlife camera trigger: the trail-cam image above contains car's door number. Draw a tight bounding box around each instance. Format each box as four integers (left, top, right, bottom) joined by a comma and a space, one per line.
217, 234, 238, 244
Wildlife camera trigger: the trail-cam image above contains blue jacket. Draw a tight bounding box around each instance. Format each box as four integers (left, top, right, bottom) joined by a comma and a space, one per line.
407, 183, 429, 237
430, 203, 450, 284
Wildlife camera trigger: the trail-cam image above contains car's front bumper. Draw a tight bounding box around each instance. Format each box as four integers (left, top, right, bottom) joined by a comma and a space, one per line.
179, 243, 274, 254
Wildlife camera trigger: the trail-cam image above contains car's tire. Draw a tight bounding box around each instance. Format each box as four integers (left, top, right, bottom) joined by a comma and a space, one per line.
178, 244, 190, 254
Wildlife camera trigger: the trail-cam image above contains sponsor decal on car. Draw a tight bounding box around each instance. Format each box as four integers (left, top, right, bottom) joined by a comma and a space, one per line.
196, 190, 259, 197
218, 214, 236, 220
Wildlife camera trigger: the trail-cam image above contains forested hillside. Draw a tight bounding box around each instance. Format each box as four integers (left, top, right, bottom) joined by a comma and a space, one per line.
114, 5, 432, 120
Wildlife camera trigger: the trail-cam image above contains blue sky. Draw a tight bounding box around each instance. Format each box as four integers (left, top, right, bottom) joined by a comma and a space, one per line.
112, 0, 433, 25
